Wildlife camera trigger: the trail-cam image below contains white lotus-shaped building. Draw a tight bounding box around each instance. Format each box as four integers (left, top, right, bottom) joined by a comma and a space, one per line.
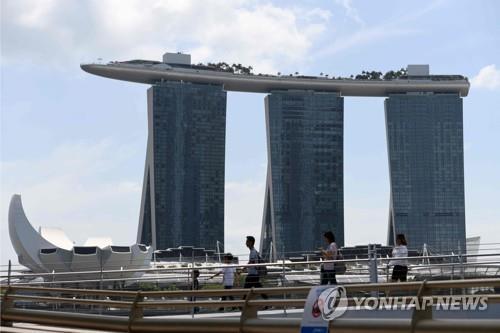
8, 194, 152, 280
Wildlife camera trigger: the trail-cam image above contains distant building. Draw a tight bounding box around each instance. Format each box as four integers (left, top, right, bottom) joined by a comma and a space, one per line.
8, 195, 152, 278
137, 81, 226, 250
386, 93, 466, 254
81, 57, 470, 256
261, 91, 344, 259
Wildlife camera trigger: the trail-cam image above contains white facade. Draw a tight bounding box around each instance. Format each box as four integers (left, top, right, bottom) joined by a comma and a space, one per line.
8, 194, 152, 279
40, 227, 74, 251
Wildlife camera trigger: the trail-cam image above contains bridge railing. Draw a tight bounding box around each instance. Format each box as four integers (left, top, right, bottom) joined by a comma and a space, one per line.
1, 252, 499, 288
1, 278, 500, 332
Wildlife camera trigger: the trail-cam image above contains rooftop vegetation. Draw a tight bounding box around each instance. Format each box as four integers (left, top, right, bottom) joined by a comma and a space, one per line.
201, 62, 253, 75
196, 63, 411, 80
118, 60, 464, 81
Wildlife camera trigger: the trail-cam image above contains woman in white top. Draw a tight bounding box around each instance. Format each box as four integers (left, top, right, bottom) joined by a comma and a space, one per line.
319, 231, 338, 285
389, 234, 408, 282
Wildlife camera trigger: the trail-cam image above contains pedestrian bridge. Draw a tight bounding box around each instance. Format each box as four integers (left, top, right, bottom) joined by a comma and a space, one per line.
1, 278, 499, 333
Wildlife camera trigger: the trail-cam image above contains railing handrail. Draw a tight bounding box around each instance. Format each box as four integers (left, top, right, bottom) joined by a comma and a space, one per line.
4, 294, 500, 309
2, 277, 499, 297
2, 278, 500, 333
2, 252, 499, 280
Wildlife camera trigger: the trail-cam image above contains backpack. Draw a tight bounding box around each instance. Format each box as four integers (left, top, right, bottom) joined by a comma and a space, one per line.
335, 250, 347, 274
256, 252, 268, 277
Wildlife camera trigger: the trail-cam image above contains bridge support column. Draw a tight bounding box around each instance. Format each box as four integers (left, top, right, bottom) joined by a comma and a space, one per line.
410, 280, 432, 333
128, 291, 144, 333
240, 289, 257, 333
0, 286, 13, 327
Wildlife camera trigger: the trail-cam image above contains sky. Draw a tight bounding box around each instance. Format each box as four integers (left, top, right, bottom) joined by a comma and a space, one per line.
1, 0, 499, 264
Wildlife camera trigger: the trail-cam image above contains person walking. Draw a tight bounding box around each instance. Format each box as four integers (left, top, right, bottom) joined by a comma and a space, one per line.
190, 269, 200, 313
389, 234, 409, 282
319, 231, 338, 285
243, 236, 268, 300
209, 254, 236, 311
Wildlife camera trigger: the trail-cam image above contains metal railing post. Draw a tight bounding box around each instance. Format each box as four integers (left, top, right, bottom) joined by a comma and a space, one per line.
99, 256, 104, 315
368, 244, 378, 283
240, 288, 257, 333
128, 291, 143, 333
386, 260, 390, 284
410, 280, 432, 333
0, 285, 13, 327
368, 244, 378, 296
459, 245, 465, 296
459, 247, 465, 280
216, 240, 222, 263
100, 259, 104, 288
7, 260, 11, 286
191, 251, 195, 318
281, 245, 287, 317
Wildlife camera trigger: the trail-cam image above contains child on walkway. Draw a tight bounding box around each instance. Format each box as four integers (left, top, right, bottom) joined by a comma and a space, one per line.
209, 254, 236, 311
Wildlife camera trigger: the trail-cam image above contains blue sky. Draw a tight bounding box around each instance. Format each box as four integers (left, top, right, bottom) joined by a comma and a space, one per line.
1, 0, 499, 263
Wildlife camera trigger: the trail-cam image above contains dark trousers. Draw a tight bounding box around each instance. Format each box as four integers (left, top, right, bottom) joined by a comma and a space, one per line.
320, 269, 337, 285
243, 274, 268, 299
391, 265, 408, 282
221, 285, 234, 301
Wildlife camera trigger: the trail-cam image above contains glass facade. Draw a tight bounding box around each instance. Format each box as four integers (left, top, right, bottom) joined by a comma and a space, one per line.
386, 93, 466, 254
137, 81, 226, 250
261, 91, 344, 259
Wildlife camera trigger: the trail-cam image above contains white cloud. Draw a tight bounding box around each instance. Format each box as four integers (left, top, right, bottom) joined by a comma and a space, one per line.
0, 139, 143, 263
304, 8, 332, 21
471, 64, 500, 91
334, 0, 365, 26
1, 0, 331, 73
0, 137, 267, 263
317, 0, 446, 60
316, 25, 417, 58
16, 0, 57, 28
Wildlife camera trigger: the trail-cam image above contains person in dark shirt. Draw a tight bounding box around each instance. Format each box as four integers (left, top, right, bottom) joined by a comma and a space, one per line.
191, 269, 200, 313
192, 269, 200, 290
243, 236, 268, 301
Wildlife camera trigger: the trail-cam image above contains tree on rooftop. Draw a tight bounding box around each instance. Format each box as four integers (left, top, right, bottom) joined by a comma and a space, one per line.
383, 70, 396, 80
